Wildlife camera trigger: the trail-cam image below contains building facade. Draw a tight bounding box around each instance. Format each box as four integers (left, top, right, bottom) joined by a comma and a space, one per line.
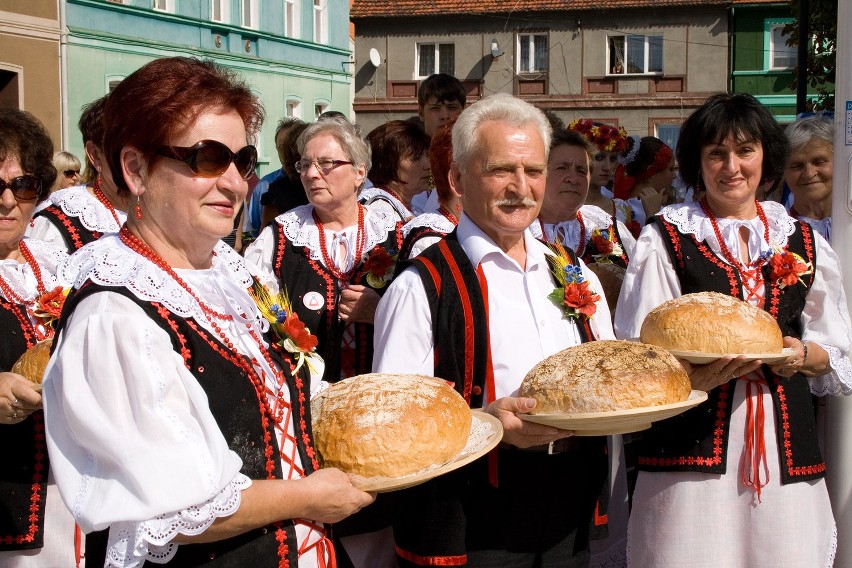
63, 0, 353, 176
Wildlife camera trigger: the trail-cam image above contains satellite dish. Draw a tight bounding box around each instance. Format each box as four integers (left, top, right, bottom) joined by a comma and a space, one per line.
369, 48, 382, 67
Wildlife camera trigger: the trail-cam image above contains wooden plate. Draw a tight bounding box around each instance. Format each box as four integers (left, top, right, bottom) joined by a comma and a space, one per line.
350, 411, 503, 493
518, 390, 708, 436
666, 347, 795, 365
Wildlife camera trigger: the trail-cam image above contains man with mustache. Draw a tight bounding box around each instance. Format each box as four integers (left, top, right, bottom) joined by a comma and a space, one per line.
373, 93, 615, 567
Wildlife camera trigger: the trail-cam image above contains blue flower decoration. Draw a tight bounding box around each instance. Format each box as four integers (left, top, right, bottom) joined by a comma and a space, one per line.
563, 264, 585, 284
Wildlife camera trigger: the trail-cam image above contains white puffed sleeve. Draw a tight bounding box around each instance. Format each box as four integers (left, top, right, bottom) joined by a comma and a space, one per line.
242, 225, 279, 291
43, 292, 245, 546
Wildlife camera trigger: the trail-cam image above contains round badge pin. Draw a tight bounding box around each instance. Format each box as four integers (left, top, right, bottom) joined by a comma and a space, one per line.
303, 291, 325, 310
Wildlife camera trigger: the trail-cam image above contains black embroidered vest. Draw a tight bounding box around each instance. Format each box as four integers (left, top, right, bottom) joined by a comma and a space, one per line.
0, 301, 48, 551
398, 223, 450, 261
636, 216, 824, 484
269, 219, 402, 383
55, 282, 317, 567
33, 206, 101, 252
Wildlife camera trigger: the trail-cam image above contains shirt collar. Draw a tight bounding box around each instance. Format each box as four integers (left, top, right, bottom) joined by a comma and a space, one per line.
457, 213, 547, 272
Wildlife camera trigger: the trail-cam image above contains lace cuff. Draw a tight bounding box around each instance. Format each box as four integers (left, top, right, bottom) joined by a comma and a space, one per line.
105, 473, 252, 567
809, 344, 852, 397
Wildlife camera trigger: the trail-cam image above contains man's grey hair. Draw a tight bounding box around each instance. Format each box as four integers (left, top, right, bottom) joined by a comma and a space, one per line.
451, 93, 552, 172
785, 115, 833, 153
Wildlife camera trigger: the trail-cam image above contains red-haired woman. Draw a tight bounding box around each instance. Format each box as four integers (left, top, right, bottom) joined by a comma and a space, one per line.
613, 135, 676, 227
398, 118, 462, 259
360, 120, 431, 223
44, 57, 372, 568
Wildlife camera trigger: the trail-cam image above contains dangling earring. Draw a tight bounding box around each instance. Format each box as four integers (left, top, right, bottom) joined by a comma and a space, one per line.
455, 201, 461, 214
135, 196, 142, 219
93, 175, 102, 191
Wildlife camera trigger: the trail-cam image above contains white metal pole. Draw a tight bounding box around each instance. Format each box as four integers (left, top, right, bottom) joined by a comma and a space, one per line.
826, 0, 852, 565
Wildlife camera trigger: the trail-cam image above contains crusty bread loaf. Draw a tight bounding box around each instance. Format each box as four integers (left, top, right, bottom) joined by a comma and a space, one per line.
586, 262, 625, 317
311, 374, 472, 478
640, 292, 782, 354
519, 340, 691, 413
11, 338, 52, 385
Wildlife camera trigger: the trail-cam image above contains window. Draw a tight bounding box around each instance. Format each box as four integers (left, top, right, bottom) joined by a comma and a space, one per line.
0, 69, 21, 109
286, 99, 302, 119
313, 0, 327, 44
517, 34, 547, 74
655, 123, 681, 153
315, 102, 329, 119
152, 0, 174, 11
769, 24, 797, 69
241, 0, 258, 28
212, 0, 229, 23
107, 79, 123, 93
417, 43, 455, 78
608, 34, 663, 75
284, 0, 299, 38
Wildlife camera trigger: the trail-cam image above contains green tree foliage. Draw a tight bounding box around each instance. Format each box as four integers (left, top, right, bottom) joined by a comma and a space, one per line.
784, 0, 837, 111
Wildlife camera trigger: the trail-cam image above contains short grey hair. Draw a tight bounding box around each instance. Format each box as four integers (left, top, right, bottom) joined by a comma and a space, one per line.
785, 115, 833, 152
296, 119, 371, 187
451, 93, 552, 172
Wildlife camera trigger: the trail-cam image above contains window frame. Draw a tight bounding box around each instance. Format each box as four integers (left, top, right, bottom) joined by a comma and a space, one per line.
285, 98, 303, 120
606, 33, 664, 76
211, 0, 229, 23
284, 0, 299, 38
414, 42, 455, 79
765, 18, 797, 71
240, 0, 258, 29
516, 33, 548, 74
152, 0, 175, 12
313, 0, 327, 44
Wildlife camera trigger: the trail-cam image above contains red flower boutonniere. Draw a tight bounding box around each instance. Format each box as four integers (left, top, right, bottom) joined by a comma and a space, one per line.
590, 229, 623, 263
363, 247, 398, 288
32, 286, 69, 327
546, 242, 601, 320
769, 248, 813, 289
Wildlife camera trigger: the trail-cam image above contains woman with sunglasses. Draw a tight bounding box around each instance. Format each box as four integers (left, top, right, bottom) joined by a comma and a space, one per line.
50, 151, 81, 192
0, 108, 77, 566
29, 96, 129, 252
43, 57, 373, 568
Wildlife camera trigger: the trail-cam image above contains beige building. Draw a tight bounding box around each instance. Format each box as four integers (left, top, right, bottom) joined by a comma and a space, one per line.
0, 1, 62, 145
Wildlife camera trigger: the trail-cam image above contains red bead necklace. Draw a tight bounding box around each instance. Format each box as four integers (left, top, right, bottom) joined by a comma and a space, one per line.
312, 205, 366, 283
93, 183, 121, 227
700, 198, 770, 269
0, 241, 52, 344
438, 206, 459, 226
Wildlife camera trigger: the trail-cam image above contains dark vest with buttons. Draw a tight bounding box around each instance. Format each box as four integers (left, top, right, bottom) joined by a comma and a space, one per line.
33, 205, 101, 252
0, 300, 49, 550
636, 216, 824, 484
55, 282, 317, 567
391, 232, 605, 566
268, 217, 402, 383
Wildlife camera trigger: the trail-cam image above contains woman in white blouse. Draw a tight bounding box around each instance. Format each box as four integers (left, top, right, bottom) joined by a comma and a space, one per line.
43, 57, 372, 568
615, 92, 852, 567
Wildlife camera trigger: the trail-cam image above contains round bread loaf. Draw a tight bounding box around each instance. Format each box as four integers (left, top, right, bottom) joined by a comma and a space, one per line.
585, 262, 625, 317
640, 292, 782, 354
519, 340, 691, 414
311, 374, 472, 478
12, 338, 53, 385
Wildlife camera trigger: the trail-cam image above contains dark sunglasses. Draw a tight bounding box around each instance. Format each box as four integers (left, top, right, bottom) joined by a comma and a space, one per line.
0, 175, 45, 201
157, 140, 257, 180
64, 169, 80, 178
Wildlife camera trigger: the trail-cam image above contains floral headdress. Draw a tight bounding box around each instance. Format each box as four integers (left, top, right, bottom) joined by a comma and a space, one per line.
568, 118, 629, 154
546, 242, 600, 319
251, 280, 322, 375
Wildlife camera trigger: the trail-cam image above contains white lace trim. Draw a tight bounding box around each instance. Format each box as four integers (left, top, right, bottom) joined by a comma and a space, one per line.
0, 238, 68, 302
48, 185, 128, 233
60, 234, 255, 323
401, 212, 456, 240
105, 474, 252, 567
809, 343, 852, 397
537, 205, 615, 251
358, 186, 411, 220
275, 204, 399, 264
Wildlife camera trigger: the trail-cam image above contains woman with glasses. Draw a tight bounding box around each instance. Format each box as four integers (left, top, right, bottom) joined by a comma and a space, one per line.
29, 96, 128, 252
0, 108, 75, 566
43, 57, 373, 568
50, 151, 81, 192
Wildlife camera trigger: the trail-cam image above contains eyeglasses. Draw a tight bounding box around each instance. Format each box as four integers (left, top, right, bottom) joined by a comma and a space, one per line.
157, 140, 257, 180
0, 175, 45, 201
295, 158, 353, 175
63, 170, 80, 178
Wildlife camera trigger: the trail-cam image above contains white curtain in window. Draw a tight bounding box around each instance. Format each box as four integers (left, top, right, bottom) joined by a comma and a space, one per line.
609, 36, 625, 74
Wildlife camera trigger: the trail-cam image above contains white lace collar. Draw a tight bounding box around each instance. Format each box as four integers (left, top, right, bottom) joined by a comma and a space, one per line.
661, 200, 797, 266
62, 234, 258, 324
401, 211, 456, 239
535, 205, 615, 250
358, 187, 411, 219
0, 238, 69, 303
48, 185, 127, 233
274, 204, 399, 264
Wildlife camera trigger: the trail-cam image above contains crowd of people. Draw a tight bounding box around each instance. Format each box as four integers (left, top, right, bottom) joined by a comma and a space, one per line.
1, 56, 850, 568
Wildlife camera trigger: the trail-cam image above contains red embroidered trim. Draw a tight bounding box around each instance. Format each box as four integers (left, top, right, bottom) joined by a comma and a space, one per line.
593, 500, 608, 527
396, 546, 467, 566
475, 265, 499, 489
416, 257, 443, 297
437, 240, 475, 404
0, 297, 38, 349
772, 379, 826, 477
0, 413, 47, 545
692, 238, 739, 297
661, 220, 685, 269
51, 207, 85, 251
154, 305, 192, 369
274, 222, 287, 275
